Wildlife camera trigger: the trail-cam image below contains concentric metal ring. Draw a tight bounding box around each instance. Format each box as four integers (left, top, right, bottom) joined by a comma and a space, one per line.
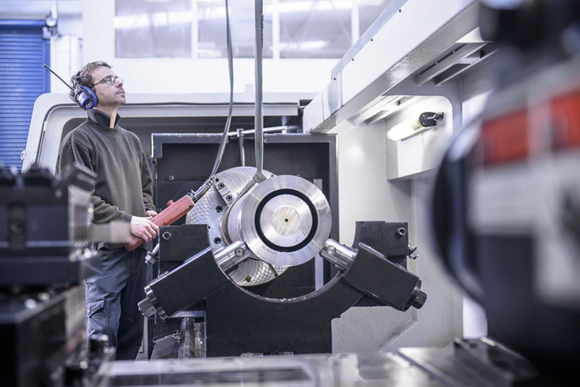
226, 175, 332, 266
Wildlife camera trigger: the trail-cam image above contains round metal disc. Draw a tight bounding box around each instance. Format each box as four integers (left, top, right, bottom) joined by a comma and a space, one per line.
237, 175, 332, 266
259, 194, 313, 248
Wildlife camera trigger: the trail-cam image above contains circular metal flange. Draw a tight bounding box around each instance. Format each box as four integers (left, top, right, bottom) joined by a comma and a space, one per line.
186, 167, 287, 287
226, 175, 332, 267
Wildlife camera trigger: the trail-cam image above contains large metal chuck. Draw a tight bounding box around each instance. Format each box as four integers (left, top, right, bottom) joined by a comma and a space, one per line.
186, 167, 331, 286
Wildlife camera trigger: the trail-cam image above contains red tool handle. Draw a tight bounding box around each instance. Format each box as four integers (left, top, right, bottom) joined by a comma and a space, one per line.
123, 195, 195, 251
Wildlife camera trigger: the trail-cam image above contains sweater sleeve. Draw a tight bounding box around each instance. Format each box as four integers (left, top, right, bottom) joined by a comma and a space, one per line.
58, 140, 131, 224
141, 151, 155, 213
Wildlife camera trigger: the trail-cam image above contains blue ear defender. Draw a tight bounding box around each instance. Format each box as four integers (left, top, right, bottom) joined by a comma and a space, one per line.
43, 65, 99, 110
74, 85, 98, 110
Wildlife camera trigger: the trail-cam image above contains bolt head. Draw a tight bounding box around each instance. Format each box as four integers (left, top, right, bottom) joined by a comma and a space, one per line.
235, 247, 245, 257
412, 290, 427, 309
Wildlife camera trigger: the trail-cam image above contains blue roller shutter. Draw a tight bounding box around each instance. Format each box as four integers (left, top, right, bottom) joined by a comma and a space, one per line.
0, 20, 50, 170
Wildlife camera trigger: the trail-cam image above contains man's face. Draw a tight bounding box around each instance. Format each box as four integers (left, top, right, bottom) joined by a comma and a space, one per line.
90, 66, 126, 107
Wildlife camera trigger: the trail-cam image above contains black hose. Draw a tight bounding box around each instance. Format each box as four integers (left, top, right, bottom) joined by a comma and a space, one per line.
191, 0, 236, 201
208, 0, 235, 178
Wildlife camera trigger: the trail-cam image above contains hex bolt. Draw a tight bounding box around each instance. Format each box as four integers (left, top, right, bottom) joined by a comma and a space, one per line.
168, 175, 175, 181
216, 206, 223, 213
162, 231, 172, 241
235, 247, 245, 257
411, 290, 427, 309
397, 227, 406, 236
214, 237, 222, 244
245, 276, 251, 282
226, 195, 233, 202
218, 183, 225, 189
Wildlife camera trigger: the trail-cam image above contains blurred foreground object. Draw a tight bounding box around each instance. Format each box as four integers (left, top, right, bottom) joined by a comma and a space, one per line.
430, 0, 580, 383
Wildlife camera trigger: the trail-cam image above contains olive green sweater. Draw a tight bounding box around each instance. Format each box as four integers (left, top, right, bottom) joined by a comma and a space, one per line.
57, 109, 155, 249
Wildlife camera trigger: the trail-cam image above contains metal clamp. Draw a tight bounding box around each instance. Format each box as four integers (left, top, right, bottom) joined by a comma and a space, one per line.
319, 239, 357, 271
214, 240, 251, 272
216, 181, 234, 205
138, 285, 165, 319
408, 244, 419, 260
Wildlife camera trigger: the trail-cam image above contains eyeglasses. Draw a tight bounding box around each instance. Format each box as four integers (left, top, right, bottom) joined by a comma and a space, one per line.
93, 75, 123, 87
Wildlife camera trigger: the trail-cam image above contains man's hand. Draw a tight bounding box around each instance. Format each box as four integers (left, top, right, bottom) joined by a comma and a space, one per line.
145, 210, 158, 217
130, 216, 159, 242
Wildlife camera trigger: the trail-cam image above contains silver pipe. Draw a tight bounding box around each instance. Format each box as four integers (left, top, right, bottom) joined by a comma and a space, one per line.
237, 128, 245, 166
228, 126, 288, 137
254, 0, 264, 176
319, 239, 357, 271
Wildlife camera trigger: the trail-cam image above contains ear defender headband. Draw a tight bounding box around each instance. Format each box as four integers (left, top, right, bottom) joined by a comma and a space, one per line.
43, 65, 98, 111
72, 72, 98, 110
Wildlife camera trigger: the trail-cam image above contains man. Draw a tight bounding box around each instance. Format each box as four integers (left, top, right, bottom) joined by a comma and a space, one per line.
57, 61, 158, 360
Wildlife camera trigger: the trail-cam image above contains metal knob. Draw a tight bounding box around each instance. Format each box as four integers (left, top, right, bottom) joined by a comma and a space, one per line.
412, 289, 427, 309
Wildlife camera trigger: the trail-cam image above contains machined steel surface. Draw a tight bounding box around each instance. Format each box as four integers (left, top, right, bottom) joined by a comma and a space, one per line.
320, 238, 357, 270
213, 240, 250, 272
100, 338, 546, 386
186, 167, 287, 286
187, 167, 332, 284
226, 174, 332, 267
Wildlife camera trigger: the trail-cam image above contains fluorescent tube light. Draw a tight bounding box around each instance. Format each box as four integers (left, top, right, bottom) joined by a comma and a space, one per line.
387, 112, 444, 141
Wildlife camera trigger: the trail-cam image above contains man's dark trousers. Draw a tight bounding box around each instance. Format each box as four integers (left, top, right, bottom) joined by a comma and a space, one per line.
85, 247, 147, 360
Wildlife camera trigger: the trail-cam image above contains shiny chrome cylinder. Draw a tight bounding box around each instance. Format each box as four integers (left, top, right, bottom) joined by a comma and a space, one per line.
214, 240, 250, 272
320, 238, 357, 270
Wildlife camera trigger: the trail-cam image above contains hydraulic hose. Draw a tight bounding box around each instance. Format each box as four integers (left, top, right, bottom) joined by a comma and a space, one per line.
191, 0, 236, 200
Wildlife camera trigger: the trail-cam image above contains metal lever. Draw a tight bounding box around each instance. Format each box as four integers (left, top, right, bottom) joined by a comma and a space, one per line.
145, 244, 160, 265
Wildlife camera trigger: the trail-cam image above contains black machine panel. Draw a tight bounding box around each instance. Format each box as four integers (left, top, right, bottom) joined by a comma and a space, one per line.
146, 133, 340, 358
